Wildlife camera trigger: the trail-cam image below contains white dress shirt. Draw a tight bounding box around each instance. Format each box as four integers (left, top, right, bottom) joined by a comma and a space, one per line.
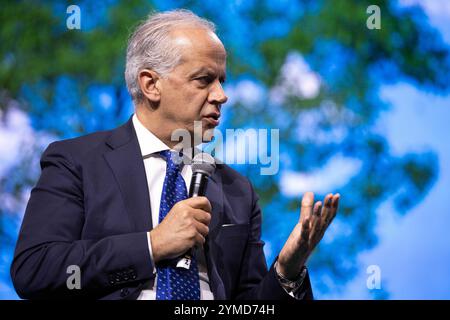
132, 114, 214, 300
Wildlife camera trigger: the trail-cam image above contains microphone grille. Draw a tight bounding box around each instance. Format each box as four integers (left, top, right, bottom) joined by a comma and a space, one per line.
192, 152, 216, 177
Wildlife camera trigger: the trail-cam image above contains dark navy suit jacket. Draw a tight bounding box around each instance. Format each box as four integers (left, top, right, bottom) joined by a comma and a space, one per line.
10, 116, 313, 300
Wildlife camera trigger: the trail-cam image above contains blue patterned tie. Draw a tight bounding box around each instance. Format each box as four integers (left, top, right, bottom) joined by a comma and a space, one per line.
156, 150, 201, 300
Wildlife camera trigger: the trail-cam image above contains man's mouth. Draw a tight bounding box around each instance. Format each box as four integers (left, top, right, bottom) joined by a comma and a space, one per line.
202, 113, 220, 126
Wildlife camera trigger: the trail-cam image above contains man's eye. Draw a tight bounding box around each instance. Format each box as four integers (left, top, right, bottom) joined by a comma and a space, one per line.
196, 76, 212, 84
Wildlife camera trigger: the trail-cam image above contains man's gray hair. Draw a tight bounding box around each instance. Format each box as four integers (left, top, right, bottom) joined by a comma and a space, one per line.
125, 9, 216, 103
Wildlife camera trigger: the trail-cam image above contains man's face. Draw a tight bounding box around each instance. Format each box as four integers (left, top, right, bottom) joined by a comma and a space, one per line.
157, 28, 228, 143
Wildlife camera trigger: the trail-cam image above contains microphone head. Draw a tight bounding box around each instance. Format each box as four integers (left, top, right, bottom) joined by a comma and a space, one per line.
192, 152, 216, 177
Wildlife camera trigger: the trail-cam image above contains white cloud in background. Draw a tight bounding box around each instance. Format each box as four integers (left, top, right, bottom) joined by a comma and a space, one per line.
270, 51, 321, 104
0, 106, 34, 176
399, 0, 450, 16
296, 100, 357, 145
399, 0, 450, 44
99, 92, 113, 110
0, 105, 55, 216
224, 79, 266, 109
280, 153, 362, 196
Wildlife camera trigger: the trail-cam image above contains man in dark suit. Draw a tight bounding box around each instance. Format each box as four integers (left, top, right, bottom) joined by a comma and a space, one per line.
11, 9, 340, 300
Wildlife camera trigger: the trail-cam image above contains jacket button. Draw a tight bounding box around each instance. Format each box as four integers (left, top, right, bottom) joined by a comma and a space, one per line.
120, 288, 129, 297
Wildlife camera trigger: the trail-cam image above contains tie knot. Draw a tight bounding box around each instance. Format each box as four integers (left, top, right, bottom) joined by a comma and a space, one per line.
160, 150, 183, 171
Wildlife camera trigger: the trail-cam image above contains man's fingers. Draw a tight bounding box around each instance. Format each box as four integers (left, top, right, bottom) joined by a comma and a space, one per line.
194, 232, 206, 246
194, 220, 209, 237
309, 201, 322, 231
186, 196, 212, 213
324, 193, 333, 209
192, 208, 212, 226
299, 192, 314, 224
308, 201, 322, 242
300, 217, 310, 242
331, 194, 340, 209
313, 201, 322, 217
298, 192, 340, 245
319, 194, 332, 224
322, 193, 340, 228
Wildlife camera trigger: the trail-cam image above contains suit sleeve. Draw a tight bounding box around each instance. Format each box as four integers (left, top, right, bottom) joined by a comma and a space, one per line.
10, 142, 154, 299
234, 179, 314, 300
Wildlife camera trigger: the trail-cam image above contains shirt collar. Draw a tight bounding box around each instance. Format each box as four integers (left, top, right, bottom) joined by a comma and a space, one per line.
132, 113, 170, 158
132, 113, 196, 163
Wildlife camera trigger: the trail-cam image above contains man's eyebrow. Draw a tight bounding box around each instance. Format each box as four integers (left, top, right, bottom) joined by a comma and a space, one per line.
190, 67, 214, 77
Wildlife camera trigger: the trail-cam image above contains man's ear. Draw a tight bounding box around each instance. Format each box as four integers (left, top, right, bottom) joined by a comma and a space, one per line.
137, 69, 162, 103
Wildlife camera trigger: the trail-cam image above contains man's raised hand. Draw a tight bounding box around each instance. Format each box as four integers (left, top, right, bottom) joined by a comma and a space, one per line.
277, 192, 340, 280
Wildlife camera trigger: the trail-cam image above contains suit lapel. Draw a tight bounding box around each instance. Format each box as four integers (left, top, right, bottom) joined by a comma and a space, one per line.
205, 171, 223, 235
104, 117, 153, 232
204, 167, 226, 299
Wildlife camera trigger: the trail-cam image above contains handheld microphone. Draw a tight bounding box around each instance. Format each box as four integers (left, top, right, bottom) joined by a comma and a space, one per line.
176, 152, 216, 269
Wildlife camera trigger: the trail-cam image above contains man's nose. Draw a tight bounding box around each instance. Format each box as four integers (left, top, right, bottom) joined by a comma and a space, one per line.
208, 81, 228, 105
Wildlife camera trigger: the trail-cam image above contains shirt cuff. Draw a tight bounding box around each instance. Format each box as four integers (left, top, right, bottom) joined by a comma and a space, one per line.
147, 232, 157, 275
